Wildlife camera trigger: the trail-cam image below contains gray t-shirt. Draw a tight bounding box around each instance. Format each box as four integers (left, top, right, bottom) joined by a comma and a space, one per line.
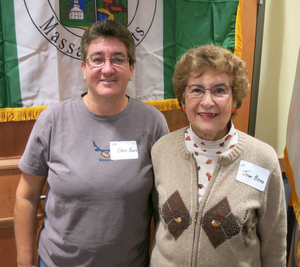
19, 95, 169, 267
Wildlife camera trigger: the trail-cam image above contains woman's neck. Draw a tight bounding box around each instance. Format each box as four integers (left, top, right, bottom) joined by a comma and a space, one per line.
82, 92, 129, 115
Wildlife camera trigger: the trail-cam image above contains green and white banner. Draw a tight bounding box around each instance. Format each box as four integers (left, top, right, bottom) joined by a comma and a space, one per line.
0, 0, 242, 122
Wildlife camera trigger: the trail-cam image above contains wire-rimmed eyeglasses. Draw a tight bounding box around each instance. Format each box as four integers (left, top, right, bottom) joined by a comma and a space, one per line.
183, 84, 234, 99
85, 55, 130, 68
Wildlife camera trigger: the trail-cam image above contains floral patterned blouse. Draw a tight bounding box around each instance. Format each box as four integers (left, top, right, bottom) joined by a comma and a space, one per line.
184, 123, 238, 203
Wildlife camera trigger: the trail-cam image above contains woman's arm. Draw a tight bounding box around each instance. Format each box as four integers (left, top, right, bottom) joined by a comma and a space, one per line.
14, 172, 47, 267
258, 166, 287, 267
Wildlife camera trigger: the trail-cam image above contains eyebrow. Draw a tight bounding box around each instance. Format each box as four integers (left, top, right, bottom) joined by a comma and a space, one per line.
189, 83, 228, 87
89, 51, 127, 57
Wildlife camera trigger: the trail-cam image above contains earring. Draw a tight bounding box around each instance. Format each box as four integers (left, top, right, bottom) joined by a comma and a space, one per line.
231, 108, 236, 114
182, 107, 186, 113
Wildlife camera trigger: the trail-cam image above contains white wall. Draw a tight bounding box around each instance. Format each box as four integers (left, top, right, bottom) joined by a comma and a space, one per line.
255, 0, 300, 158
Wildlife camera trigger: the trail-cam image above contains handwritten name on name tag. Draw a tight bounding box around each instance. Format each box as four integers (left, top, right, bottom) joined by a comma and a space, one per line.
236, 160, 270, 191
110, 141, 138, 160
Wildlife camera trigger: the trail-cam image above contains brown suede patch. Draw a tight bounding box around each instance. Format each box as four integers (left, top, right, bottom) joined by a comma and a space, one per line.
161, 190, 190, 240
202, 197, 240, 248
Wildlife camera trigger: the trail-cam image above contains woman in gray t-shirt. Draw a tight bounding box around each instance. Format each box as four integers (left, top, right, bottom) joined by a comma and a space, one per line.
14, 20, 169, 267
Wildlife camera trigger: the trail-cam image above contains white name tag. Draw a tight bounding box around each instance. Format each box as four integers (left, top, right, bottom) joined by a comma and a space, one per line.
110, 141, 138, 160
236, 160, 270, 191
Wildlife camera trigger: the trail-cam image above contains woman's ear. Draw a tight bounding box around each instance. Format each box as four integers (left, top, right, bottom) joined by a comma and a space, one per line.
181, 99, 185, 108
81, 61, 86, 78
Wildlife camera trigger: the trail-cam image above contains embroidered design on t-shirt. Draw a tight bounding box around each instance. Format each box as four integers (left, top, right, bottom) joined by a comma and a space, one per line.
93, 141, 112, 161
202, 197, 240, 248
161, 190, 191, 240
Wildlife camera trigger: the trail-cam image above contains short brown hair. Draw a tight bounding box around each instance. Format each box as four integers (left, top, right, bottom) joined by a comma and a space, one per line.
80, 20, 136, 66
172, 44, 249, 118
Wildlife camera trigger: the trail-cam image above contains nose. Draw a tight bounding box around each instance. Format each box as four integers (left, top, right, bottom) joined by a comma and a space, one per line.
102, 59, 114, 74
200, 90, 215, 107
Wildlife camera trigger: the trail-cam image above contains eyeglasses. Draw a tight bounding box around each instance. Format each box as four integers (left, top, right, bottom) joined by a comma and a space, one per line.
183, 84, 234, 99
85, 55, 130, 68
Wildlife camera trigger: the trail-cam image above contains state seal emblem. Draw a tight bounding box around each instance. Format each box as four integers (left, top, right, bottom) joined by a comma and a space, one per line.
24, 0, 157, 60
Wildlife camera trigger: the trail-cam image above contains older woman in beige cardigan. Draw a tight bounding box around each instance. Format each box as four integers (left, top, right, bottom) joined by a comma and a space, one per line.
150, 44, 287, 267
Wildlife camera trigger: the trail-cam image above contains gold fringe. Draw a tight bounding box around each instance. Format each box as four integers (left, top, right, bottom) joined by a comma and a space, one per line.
297, 235, 300, 267
234, 0, 243, 58
143, 99, 181, 111
0, 106, 48, 122
284, 147, 300, 264
0, 99, 181, 122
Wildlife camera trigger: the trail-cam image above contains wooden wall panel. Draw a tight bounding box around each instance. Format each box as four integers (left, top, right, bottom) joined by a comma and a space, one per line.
233, 0, 257, 132
0, 121, 35, 158
0, 169, 21, 219
0, 227, 17, 267
162, 109, 189, 132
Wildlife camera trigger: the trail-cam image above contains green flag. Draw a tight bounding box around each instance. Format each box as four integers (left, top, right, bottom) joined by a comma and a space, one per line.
0, 0, 242, 122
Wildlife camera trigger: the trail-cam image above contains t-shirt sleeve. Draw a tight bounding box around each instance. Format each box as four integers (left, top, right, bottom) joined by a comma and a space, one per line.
155, 110, 170, 141
18, 108, 52, 176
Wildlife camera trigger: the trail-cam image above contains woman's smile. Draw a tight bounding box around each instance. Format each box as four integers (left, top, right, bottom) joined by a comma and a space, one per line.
198, 112, 217, 119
